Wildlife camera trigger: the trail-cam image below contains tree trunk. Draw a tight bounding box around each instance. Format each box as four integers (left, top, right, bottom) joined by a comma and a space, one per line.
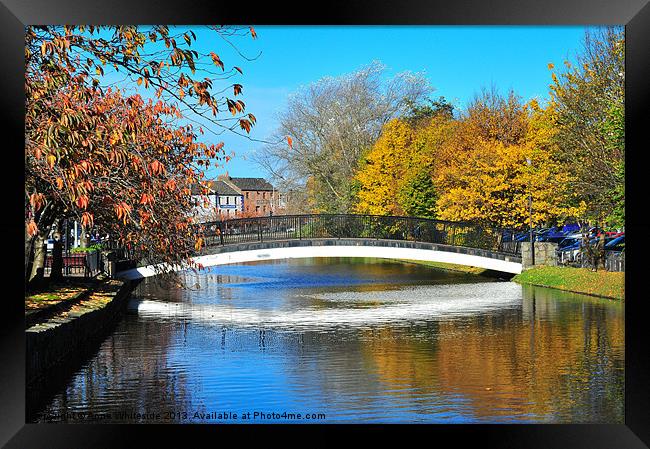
25, 230, 35, 285
28, 231, 48, 287
80, 224, 90, 248
25, 201, 59, 287
50, 219, 64, 281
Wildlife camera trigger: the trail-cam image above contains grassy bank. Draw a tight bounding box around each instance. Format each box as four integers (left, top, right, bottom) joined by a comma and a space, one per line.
396, 259, 488, 275
513, 266, 624, 300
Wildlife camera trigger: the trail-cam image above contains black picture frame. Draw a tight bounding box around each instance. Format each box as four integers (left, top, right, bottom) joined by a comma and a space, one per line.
2, 0, 649, 447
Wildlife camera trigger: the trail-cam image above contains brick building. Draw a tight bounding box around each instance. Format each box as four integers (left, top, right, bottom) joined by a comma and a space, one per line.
218, 173, 280, 216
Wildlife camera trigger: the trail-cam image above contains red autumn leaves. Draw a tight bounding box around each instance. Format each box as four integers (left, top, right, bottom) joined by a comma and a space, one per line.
25, 25, 260, 277
149, 160, 166, 176
114, 202, 132, 225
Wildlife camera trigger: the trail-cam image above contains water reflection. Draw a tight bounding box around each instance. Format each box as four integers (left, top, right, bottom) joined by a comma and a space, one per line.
33, 258, 624, 423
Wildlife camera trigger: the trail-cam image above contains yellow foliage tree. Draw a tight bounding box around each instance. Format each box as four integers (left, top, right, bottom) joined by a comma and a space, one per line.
354, 116, 454, 217
354, 119, 416, 216
436, 102, 585, 228
354, 89, 584, 229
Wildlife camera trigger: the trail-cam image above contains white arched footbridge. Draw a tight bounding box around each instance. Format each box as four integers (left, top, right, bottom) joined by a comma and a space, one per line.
117, 214, 523, 280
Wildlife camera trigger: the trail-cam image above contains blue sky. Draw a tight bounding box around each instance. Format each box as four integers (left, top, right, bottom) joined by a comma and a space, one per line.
172, 26, 594, 180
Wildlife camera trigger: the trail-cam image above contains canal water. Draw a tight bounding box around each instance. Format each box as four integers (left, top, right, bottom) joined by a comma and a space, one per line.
32, 258, 624, 423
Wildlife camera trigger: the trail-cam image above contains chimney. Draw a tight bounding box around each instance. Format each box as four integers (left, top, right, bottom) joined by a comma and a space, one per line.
220, 172, 242, 195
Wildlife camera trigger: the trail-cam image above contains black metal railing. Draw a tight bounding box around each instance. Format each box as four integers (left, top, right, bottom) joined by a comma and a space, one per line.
102, 239, 136, 262
557, 248, 625, 272
44, 249, 103, 278
195, 214, 521, 256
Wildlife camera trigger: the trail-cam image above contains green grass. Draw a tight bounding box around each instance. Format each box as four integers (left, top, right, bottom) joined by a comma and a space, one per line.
27, 293, 63, 302
25, 285, 87, 310
70, 244, 102, 253
512, 266, 624, 300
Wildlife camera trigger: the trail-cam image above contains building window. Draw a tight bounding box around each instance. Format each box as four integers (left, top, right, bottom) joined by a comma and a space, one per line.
246, 192, 249, 199
255, 206, 260, 213
226, 196, 230, 205
262, 192, 266, 199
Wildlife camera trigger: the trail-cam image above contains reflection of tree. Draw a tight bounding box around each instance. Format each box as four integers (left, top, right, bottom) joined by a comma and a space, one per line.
359, 325, 440, 397
290, 257, 488, 288
40, 267, 625, 423
429, 287, 623, 422
138, 271, 249, 304
270, 284, 624, 423
344, 285, 624, 422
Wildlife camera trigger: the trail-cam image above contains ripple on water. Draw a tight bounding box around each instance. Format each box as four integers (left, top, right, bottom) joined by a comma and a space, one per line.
128, 282, 523, 331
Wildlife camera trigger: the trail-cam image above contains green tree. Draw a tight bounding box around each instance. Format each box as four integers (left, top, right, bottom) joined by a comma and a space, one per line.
549, 26, 624, 224
404, 96, 455, 124
398, 169, 438, 218
602, 104, 625, 228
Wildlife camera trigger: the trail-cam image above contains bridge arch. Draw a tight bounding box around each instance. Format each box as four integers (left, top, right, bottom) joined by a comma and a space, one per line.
118, 214, 523, 280
118, 237, 522, 280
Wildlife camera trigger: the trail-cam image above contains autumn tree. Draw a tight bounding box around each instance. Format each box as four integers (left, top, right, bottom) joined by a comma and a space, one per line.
435, 93, 585, 229
25, 25, 258, 285
548, 26, 624, 226
354, 119, 416, 216
354, 113, 454, 218
355, 87, 584, 229
352, 28, 624, 232
254, 61, 431, 213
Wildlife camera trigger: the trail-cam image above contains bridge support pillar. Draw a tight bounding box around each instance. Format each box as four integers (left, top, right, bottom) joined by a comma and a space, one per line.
522, 242, 558, 270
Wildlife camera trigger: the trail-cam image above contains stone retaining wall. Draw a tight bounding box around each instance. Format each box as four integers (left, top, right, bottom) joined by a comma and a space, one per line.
521, 242, 558, 269
26, 279, 140, 392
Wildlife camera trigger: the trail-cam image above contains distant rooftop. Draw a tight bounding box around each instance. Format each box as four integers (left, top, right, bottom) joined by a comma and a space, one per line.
210, 180, 240, 196
219, 174, 274, 191
190, 182, 213, 196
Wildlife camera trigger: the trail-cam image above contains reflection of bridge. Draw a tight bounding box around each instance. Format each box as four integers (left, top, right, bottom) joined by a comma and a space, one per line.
118, 214, 523, 280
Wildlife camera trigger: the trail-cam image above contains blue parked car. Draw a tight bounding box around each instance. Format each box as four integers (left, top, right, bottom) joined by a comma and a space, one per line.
562, 223, 581, 233
558, 237, 580, 250
536, 223, 582, 243
515, 232, 530, 242
538, 227, 564, 242
605, 235, 625, 251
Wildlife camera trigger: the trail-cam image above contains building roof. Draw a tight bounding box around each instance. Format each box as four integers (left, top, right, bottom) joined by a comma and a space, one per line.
190, 182, 214, 195
210, 180, 241, 196
228, 177, 274, 191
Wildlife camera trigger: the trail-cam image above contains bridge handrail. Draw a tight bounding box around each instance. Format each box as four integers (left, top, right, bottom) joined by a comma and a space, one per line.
198, 213, 491, 228
196, 213, 522, 237
192, 214, 522, 257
